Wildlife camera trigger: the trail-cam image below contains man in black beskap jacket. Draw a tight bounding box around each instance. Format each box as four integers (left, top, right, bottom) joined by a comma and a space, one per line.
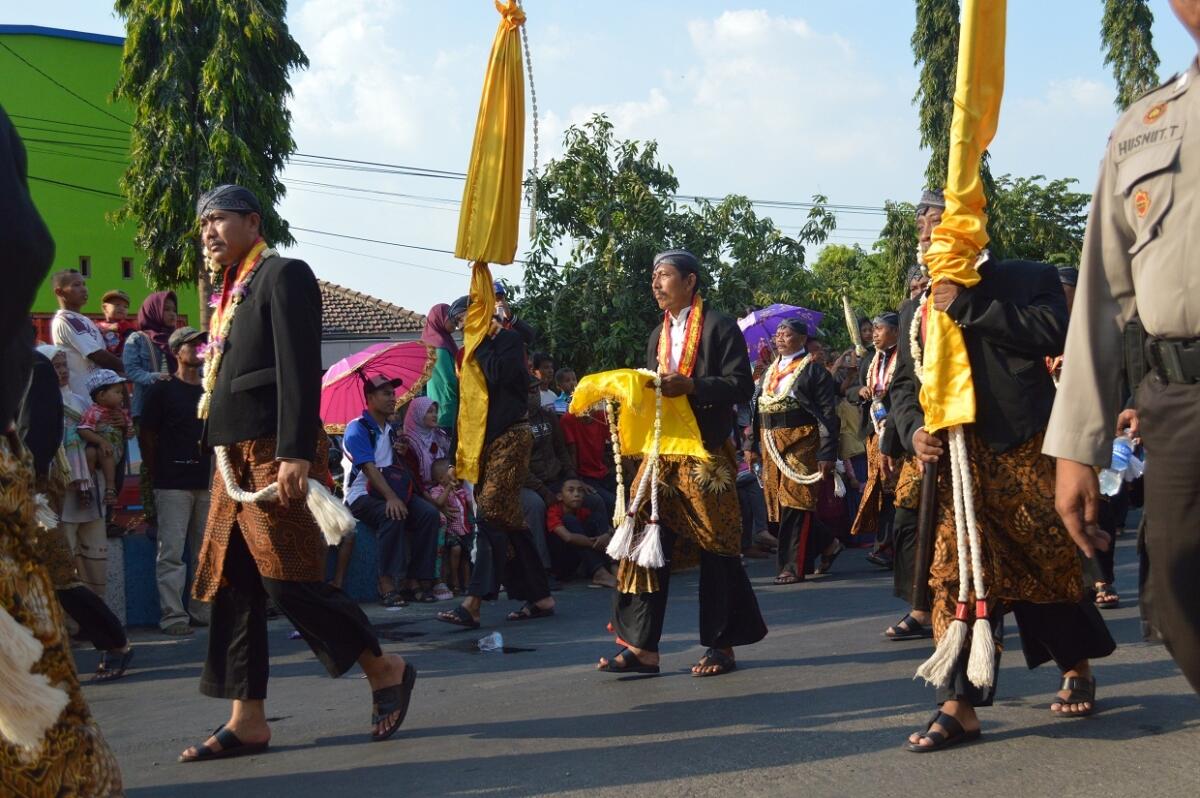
889, 255, 1115, 753
180, 185, 415, 763
598, 249, 767, 679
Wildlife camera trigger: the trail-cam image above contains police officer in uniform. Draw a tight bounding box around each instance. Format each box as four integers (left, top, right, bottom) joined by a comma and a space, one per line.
1045, 0, 1200, 695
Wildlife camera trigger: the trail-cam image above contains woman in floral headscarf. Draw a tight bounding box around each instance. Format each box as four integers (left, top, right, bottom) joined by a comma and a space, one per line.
403, 396, 452, 488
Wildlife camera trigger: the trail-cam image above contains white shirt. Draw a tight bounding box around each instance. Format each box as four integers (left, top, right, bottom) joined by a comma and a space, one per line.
51, 309, 104, 398
342, 417, 395, 506
778, 351, 802, 368
540, 388, 559, 409
666, 306, 691, 372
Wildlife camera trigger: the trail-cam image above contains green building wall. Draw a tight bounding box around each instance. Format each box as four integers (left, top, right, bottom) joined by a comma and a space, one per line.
0, 26, 200, 322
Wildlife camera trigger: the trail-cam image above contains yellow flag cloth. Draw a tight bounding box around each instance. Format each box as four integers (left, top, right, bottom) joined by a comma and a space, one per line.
569, 369, 709, 461
455, 0, 526, 266
455, 262, 496, 484
919, 0, 1006, 433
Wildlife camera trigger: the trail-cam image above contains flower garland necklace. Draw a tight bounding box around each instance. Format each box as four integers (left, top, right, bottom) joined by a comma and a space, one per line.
757, 353, 812, 414
867, 345, 899, 394
197, 239, 276, 419
603, 369, 667, 569
909, 294, 929, 384
658, 294, 704, 376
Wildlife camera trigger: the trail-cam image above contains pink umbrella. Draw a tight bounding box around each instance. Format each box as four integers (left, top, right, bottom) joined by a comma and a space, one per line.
321, 341, 436, 433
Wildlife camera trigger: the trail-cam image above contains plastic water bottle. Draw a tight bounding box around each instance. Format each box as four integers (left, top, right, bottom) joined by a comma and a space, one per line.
1098, 436, 1134, 497
478, 631, 504, 653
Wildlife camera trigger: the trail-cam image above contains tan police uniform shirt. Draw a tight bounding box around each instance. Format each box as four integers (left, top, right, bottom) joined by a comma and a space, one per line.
1045, 60, 1200, 466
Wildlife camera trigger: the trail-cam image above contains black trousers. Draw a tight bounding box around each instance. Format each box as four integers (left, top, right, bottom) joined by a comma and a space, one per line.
936, 599, 1116, 707
57, 585, 127, 651
872, 495, 896, 555
613, 525, 768, 653
466, 519, 551, 604
1137, 377, 1200, 693
201, 525, 382, 700
892, 506, 929, 611
776, 507, 831, 575
548, 515, 610, 580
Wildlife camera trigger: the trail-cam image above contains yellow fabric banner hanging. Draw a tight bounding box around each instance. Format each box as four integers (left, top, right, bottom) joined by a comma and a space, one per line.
569, 369, 709, 461
455, 262, 496, 483
454, 1, 528, 483
455, 0, 526, 265
920, 0, 1006, 433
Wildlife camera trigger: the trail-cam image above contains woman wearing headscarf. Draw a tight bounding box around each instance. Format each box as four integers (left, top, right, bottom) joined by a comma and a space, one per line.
403, 396, 452, 488
748, 319, 846, 584
123, 290, 179, 524
422, 301, 464, 430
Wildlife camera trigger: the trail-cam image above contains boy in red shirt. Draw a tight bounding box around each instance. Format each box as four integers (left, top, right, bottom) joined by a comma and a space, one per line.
560, 407, 616, 519
96, 289, 138, 356
546, 478, 616, 588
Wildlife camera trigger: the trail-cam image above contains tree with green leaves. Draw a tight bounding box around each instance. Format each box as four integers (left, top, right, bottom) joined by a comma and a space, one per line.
911, 0, 960, 189
1102, 0, 1160, 110
987, 174, 1090, 265
519, 114, 833, 375
112, 0, 307, 323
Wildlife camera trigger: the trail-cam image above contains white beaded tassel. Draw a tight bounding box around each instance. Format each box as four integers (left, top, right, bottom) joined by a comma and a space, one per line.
33, 494, 58, 531
215, 447, 356, 546
605, 399, 626, 528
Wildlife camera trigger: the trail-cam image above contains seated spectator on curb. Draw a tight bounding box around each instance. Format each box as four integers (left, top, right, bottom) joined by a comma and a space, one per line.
521, 382, 609, 579
343, 376, 440, 607
428, 458, 472, 596
403, 395, 451, 489
139, 326, 213, 636
546, 478, 617, 588
532, 352, 558, 409
96, 289, 136, 357
560, 403, 617, 518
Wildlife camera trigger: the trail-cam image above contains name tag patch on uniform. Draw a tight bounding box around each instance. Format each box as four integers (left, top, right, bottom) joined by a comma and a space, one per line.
1116, 124, 1182, 158
1134, 190, 1151, 218
1143, 103, 1166, 124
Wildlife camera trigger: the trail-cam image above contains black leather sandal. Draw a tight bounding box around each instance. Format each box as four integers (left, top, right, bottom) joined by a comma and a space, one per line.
692, 647, 737, 677
1051, 674, 1097, 718
371, 664, 417, 742
179, 726, 270, 763
597, 648, 660, 674
905, 711, 981, 753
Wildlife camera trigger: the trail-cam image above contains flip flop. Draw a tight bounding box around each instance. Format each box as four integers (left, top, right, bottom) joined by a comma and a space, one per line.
179, 726, 270, 763
692, 647, 737, 677
904, 711, 981, 753
773, 572, 801, 585
815, 540, 845, 575
436, 606, 481, 629
597, 648, 660, 674
506, 601, 555, 622
371, 664, 418, 742
379, 591, 407, 608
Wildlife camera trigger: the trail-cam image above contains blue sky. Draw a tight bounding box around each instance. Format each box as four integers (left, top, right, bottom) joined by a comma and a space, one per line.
9, 1, 1199, 313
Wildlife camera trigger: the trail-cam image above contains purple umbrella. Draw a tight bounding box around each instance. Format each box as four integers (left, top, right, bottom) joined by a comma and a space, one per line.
738, 304, 825, 363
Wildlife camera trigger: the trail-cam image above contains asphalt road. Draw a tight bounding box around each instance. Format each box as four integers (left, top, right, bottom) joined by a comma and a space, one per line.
86, 531, 1198, 797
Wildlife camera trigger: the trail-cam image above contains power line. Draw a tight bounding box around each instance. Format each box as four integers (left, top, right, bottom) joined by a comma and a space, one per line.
28, 175, 123, 199
7, 113, 129, 135
295, 240, 471, 278
0, 41, 132, 128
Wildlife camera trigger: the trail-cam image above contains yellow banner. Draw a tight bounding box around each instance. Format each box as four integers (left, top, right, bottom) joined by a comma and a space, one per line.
570, 369, 709, 461
454, 263, 496, 484
454, 0, 526, 266
919, 0, 1006, 433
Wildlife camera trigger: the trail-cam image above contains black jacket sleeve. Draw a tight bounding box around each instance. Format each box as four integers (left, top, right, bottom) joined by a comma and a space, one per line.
944, 260, 1068, 358
691, 315, 754, 406
18, 353, 63, 479
889, 303, 924, 456
272, 260, 323, 460
794, 363, 840, 462
476, 328, 525, 388
1, 107, 54, 431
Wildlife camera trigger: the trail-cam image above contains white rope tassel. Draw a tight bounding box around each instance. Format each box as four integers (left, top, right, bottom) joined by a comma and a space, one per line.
609, 459, 651, 561
0, 605, 69, 751
956, 428, 995, 689
633, 379, 666, 568
916, 424, 972, 687
33, 494, 58, 531
215, 447, 356, 546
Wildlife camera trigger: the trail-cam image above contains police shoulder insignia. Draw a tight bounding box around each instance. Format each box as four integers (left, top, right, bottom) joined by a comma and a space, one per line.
1134, 190, 1151, 218
1143, 103, 1167, 124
